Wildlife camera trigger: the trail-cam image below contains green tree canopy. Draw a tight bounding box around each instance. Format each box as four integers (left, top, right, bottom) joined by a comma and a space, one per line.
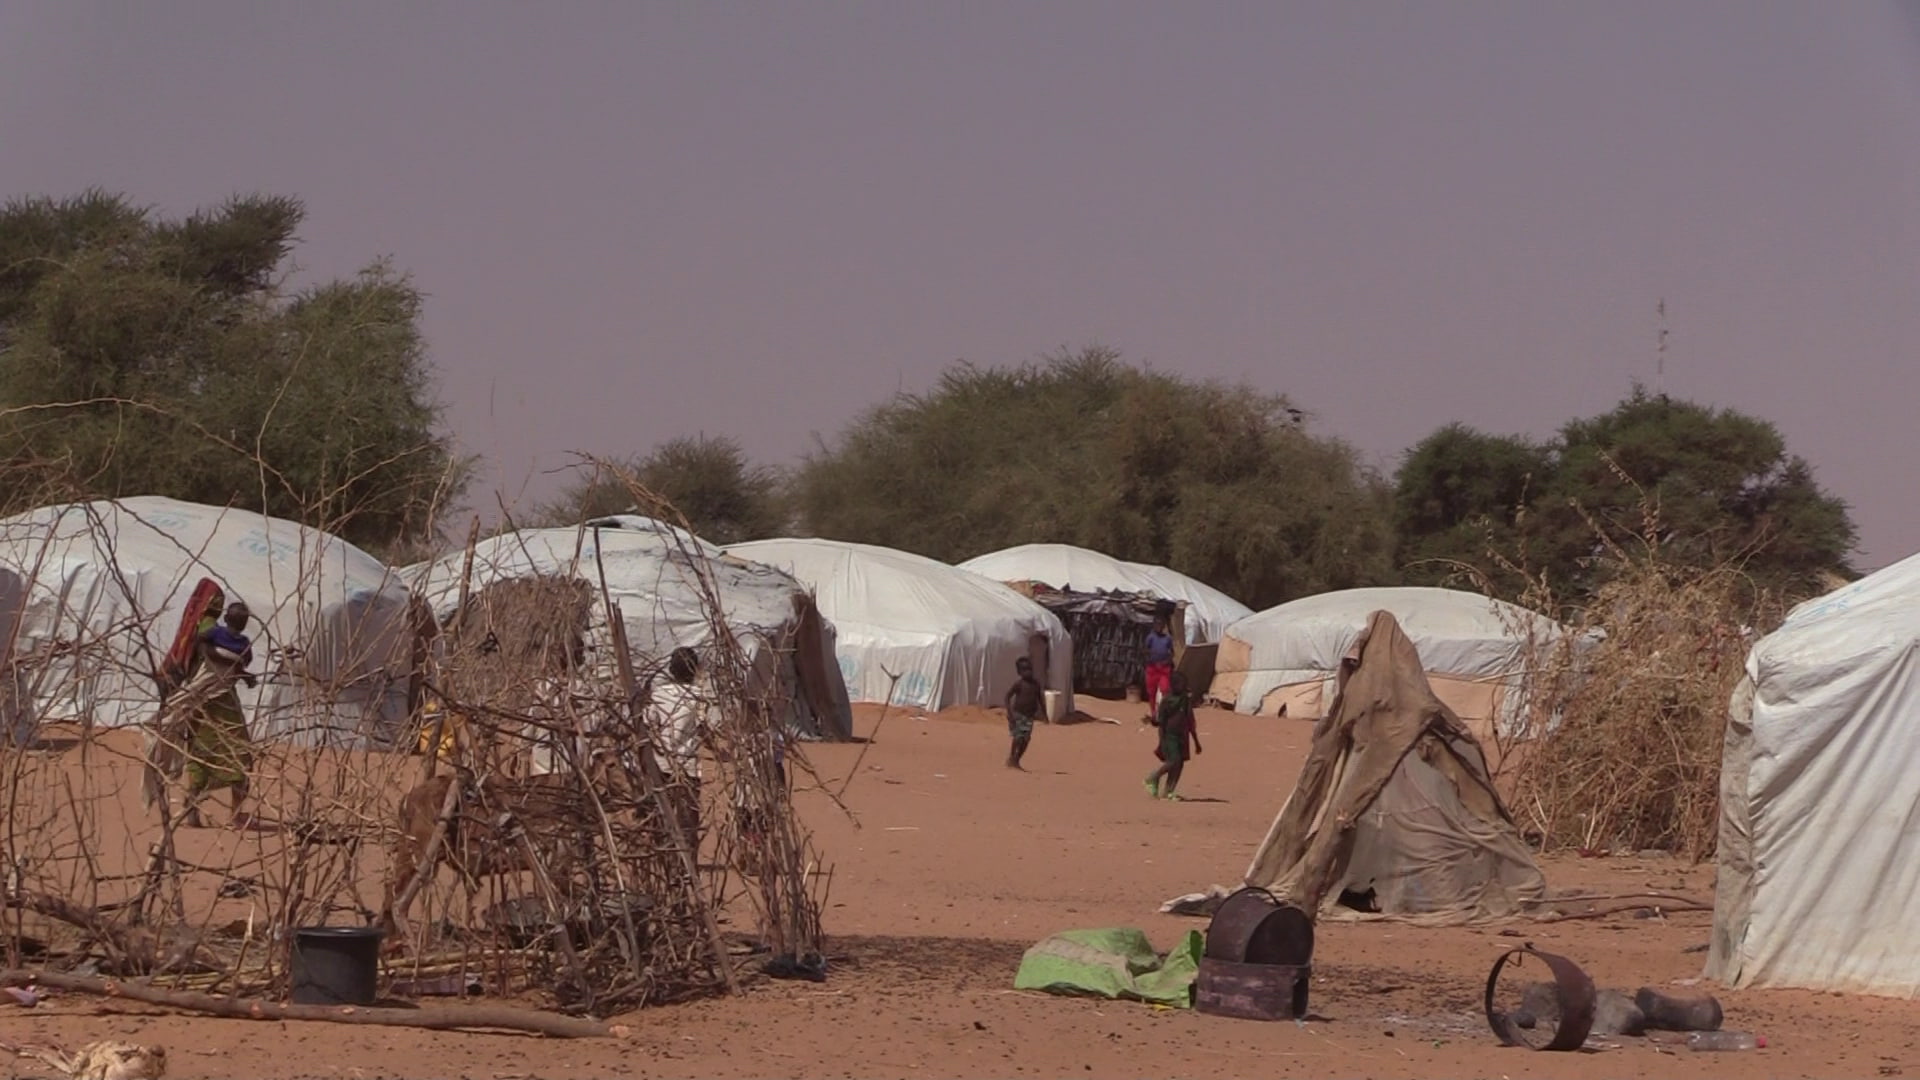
1392, 388, 1856, 604
793, 348, 1394, 609
1393, 424, 1553, 593
539, 435, 785, 545
0, 190, 465, 552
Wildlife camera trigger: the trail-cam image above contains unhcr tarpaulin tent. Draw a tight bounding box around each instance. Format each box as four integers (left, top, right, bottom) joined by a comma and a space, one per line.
958, 543, 1252, 644
1242, 611, 1546, 922
1211, 586, 1586, 742
1707, 552, 1920, 995
726, 538, 1074, 713
0, 496, 413, 744
406, 518, 852, 739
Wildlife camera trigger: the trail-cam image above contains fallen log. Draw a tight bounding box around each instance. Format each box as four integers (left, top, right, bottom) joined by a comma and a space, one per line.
0, 969, 628, 1040
1531, 900, 1712, 924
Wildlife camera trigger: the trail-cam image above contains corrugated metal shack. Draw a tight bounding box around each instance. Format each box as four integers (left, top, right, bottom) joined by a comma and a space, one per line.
1004, 582, 1188, 696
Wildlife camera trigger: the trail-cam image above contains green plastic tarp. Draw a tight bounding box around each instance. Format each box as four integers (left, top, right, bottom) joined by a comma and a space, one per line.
1012, 927, 1205, 1008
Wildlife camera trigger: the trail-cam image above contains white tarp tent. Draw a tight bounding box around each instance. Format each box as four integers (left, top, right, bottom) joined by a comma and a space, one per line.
957, 543, 1253, 644
1707, 553, 1920, 995
1210, 586, 1583, 742
406, 519, 852, 739
0, 496, 413, 744
726, 538, 1075, 713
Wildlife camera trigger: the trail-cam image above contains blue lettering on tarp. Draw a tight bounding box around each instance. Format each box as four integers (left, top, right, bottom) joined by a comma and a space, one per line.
897, 671, 932, 708
838, 656, 857, 685
1787, 586, 1864, 627
144, 512, 191, 533
236, 529, 295, 564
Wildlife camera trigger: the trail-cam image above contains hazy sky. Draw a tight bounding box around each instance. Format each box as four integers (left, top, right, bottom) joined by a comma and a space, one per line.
4, 2, 1916, 568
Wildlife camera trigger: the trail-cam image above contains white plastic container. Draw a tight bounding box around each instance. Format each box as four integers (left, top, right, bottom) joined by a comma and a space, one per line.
1043, 689, 1067, 722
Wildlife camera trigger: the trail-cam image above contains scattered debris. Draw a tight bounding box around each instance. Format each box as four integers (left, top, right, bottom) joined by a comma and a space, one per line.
1487, 946, 1732, 1054
1484, 945, 1595, 1050
763, 952, 828, 983
1, 1039, 168, 1080
1637, 987, 1724, 1032
1158, 884, 1230, 917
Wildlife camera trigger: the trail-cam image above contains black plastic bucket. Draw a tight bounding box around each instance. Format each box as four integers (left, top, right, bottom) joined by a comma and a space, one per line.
289, 926, 384, 1006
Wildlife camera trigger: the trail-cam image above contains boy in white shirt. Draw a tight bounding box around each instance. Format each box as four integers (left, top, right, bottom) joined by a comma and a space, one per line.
647, 647, 711, 839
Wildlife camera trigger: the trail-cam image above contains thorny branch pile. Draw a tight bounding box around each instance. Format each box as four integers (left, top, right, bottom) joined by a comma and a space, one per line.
0, 473, 829, 1018
1460, 485, 1788, 862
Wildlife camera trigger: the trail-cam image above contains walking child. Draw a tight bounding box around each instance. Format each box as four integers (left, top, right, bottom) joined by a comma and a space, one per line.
1144, 671, 1201, 800
1142, 614, 1175, 713
1004, 656, 1043, 770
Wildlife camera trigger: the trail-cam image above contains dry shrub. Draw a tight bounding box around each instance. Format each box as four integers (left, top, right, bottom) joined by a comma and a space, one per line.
1507, 562, 1771, 859
1452, 473, 1798, 861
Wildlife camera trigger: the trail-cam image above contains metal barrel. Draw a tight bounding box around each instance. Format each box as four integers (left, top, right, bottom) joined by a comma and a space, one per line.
1203, 886, 1314, 966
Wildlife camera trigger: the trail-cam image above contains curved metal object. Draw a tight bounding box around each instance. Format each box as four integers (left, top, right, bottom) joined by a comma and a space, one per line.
1203, 886, 1314, 966
1484, 944, 1596, 1051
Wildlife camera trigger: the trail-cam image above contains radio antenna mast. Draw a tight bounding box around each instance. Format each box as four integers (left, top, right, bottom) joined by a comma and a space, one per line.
1655, 298, 1669, 396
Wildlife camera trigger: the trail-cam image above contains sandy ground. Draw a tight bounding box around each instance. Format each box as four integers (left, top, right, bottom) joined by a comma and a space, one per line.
5, 702, 1918, 1079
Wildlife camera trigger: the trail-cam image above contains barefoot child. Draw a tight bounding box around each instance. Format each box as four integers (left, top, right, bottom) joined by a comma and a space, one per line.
1004, 657, 1043, 769
1144, 672, 1201, 800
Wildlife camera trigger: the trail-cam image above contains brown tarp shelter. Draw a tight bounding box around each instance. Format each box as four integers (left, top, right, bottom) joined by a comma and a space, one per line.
1244, 610, 1546, 922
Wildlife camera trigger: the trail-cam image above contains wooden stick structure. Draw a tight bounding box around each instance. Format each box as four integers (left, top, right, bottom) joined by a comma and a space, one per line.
0, 968, 626, 1039
0, 463, 833, 1023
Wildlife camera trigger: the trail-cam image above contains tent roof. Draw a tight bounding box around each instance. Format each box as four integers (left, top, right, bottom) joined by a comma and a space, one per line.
1750, 551, 1920, 675
578, 514, 722, 557
0, 496, 411, 735
406, 522, 804, 660
724, 538, 1074, 711
729, 538, 1056, 638
0, 495, 401, 609
957, 543, 1253, 643
1225, 586, 1569, 678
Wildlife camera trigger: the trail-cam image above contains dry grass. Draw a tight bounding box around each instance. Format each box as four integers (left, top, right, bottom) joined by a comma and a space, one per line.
1451, 470, 1799, 861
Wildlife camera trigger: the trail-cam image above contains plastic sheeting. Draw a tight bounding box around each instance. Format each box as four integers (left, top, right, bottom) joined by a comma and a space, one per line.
1707, 551, 1920, 995
957, 543, 1253, 645
726, 539, 1074, 713
1243, 611, 1546, 922
0, 497, 413, 744
406, 518, 852, 739
1212, 587, 1585, 735
1012, 927, 1204, 1008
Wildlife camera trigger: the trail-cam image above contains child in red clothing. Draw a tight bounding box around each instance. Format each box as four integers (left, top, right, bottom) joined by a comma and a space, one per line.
1142, 614, 1175, 712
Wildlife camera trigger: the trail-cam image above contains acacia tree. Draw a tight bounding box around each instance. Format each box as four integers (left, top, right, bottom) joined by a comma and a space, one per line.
1540, 389, 1855, 598
793, 347, 1394, 609
539, 435, 785, 544
0, 190, 466, 552
1391, 389, 1856, 604
1393, 423, 1553, 593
